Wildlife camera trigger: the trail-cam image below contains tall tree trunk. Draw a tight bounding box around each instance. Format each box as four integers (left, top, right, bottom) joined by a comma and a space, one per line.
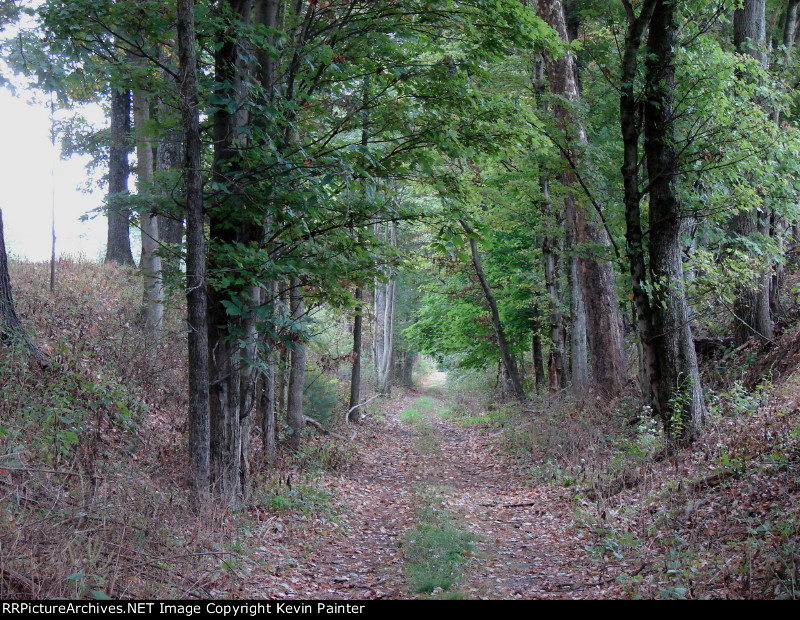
542, 236, 567, 391
620, 0, 659, 410
534, 0, 627, 398
0, 210, 49, 367
277, 281, 290, 419
258, 282, 278, 464
177, 0, 210, 505
131, 85, 165, 337
531, 305, 546, 394
105, 87, 135, 267
644, 0, 706, 438
732, 0, 773, 346
784, 0, 800, 48
348, 287, 364, 422
155, 76, 184, 276
373, 222, 396, 395
534, 58, 568, 394
459, 218, 525, 400
566, 215, 589, 396
207, 0, 259, 505
286, 278, 306, 452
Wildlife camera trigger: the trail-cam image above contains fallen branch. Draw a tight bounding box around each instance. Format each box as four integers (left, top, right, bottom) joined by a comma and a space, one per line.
303, 416, 350, 441
479, 501, 541, 509
687, 468, 739, 492
546, 563, 649, 593
345, 393, 383, 424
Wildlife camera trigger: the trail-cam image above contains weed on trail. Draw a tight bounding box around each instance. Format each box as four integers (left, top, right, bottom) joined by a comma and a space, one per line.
402, 488, 476, 597
396, 389, 478, 597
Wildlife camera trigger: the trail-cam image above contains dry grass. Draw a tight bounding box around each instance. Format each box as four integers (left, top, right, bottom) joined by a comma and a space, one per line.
490, 355, 800, 598
0, 259, 229, 599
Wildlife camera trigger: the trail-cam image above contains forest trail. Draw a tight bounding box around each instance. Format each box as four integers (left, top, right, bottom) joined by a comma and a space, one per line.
246, 375, 623, 600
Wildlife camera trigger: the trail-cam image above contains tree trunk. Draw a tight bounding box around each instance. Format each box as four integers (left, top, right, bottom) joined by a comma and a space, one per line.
543, 242, 567, 392
644, 0, 706, 438
276, 282, 290, 422
348, 287, 364, 422
534, 0, 627, 398
286, 278, 306, 452
257, 281, 277, 464
531, 305, 546, 394
206, 0, 259, 506
735, 0, 768, 66
155, 81, 184, 276
732, 0, 773, 345
0, 210, 49, 367
403, 351, 416, 386
784, 0, 800, 48
534, 58, 568, 394
459, 218, 525, 400
131, 85, 164, 337
104, 87, 135, 267
373, 222, 396, 395
566, 216, 589, 397
620, 0, 659, 410
177, 0, 210, 505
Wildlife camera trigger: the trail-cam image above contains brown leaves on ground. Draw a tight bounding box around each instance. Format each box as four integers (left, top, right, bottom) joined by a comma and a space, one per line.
241, 386, 630, 600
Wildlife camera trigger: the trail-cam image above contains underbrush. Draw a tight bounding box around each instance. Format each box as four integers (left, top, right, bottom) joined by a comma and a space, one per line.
472, 354, 800, 598
442, 368, 495, 418
251, 472, 337, 521
448, 388, 654, 493
0, 260, 348, 598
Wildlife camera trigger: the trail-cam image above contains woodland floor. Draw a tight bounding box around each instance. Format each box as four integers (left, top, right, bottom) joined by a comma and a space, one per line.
244, 373, 628, 600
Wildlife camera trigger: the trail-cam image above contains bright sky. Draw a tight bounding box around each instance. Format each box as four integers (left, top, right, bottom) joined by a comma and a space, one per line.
0, 2, 116, 263
0, 87, 111, 262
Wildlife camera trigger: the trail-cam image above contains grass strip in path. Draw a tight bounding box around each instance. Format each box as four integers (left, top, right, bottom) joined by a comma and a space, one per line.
398, 389, 477, 598
402, 487, 476, 598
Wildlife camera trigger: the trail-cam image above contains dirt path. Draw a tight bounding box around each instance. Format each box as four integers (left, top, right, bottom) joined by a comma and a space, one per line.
246, 377, 625, 599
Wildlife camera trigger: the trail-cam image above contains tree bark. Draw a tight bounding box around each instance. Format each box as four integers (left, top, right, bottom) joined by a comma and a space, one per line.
104, 87, 135, 267
531, 304, 546, 393
643, 0, 706, 438
155, 80, 184, 276
620, 0, 659, 409
177, 0, 210, 505
566, 212, 589, 396
373, 222, 396, 395
258, 281, 278, 464
206, 0, 259, 505
131, 84, 164, 337
286, 278, 306, 452
534, 0, 627, 398
732, 0, 773, 345
0, 210, 49, 368
784, 0, 800, 48
348, 287, 364, 422
534, 58, 568, 394
542, 237, 568, 391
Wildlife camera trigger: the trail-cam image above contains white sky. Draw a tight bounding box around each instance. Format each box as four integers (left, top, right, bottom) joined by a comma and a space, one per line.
1, 1, 115, 263
0, 87, 111, 262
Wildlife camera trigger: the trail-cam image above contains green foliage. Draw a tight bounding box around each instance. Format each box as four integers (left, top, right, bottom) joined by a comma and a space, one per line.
255, 478, 335, 519
0, 337, 145, 467
399, 395, 440, 423
303, 371, 340, 426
